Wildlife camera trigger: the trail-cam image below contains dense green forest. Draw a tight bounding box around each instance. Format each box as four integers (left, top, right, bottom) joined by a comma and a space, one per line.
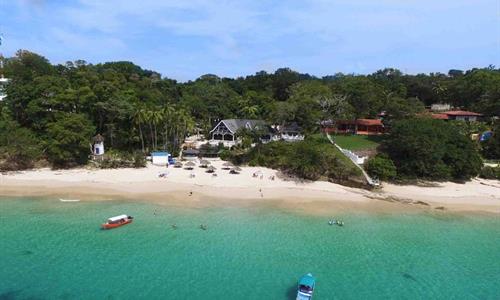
0, 50, 499, 179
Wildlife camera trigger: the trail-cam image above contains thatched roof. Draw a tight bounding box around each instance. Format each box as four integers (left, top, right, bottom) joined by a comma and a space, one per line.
93, 134, 104, 143
222, 161, 234, 167
174, 161, 183, 167
200, 159, 211, 165
185, 161, 196, 167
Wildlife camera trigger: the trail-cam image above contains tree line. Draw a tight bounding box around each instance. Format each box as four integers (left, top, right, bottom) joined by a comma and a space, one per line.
0, 50, 499, 171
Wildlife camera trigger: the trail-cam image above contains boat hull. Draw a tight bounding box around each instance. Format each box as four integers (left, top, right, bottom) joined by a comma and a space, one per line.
101, 219, 133, 229
296, 291, 313, 300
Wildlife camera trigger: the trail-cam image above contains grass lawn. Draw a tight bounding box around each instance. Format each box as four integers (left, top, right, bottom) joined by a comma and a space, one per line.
332, 135, 383, 151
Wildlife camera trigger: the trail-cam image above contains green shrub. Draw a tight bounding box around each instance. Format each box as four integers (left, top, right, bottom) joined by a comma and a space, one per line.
224, 138, 361, 181
479, 166, 500, 180
98, 150, 145, 169
382, 118, 482, 181
365, 155, 397, 181
133, 151, 147, 168
481, 122, 500, 159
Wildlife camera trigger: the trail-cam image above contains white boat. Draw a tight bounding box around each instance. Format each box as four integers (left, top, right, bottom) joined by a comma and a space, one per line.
102, 214, 134, 229
59, 198, 80, 202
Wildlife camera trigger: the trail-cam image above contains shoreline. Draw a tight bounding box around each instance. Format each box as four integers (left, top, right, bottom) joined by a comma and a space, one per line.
1, 162, 499, 215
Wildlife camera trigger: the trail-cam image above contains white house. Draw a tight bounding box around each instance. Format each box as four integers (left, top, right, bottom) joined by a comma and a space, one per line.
272, 123, 304, 142
431, 110, 483, 122
209, 119, 267, 147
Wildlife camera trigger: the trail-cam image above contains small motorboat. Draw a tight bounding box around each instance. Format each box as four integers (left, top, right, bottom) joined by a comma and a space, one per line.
59, 198, 80, 202
328, 219, 336, 225
101, 215, 133, 229
296, 273, 316, 300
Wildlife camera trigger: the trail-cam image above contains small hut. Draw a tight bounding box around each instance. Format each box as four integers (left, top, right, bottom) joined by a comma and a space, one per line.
182, 148, 200, 161
206, 165, 216, 173
152, 151, 173, 166
174, 161, 183, 168
92, 134, 105, 156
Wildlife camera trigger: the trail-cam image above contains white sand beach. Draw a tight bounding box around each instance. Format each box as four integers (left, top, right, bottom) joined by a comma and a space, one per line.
1, 159, 499, 214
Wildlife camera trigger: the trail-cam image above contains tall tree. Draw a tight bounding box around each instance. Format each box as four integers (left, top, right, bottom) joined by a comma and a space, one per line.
45, 113, 96, 168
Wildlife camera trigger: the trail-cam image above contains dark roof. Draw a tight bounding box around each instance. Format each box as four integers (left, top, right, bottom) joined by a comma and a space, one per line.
281, 122, 302, 133
211, 119, 267, 134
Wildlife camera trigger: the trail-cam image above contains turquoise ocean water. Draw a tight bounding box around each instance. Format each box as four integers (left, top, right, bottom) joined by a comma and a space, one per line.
1, 197, 499, 299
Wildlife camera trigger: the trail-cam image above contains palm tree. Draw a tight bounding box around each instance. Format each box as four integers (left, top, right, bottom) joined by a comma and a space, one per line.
132, 107, 146, 152
151, 109, 164, 150
161, 106, 175, 150
178, 109, 195, 146
241, 104, 259, 119
142, 109, 154, 150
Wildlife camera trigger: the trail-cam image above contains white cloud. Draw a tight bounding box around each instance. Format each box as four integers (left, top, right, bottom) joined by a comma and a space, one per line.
3, 0, 498, 79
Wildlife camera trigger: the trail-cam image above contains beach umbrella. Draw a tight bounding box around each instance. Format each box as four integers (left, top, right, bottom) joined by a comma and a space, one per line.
206, 165, 216, 173
199, 159, 211, 167
185, 161, 196, 169
230, 166, 242, 174
222, 161, 234, 169
174, 161, 183, 168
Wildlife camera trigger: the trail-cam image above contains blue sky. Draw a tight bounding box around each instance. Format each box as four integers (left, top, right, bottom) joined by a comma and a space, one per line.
1, 0, 499, 81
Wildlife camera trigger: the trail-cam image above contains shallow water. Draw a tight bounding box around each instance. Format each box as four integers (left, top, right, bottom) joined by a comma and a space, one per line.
1, 197, 499, 299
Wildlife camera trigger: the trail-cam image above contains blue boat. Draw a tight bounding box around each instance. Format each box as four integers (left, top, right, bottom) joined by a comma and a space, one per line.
296, 273, 316, 300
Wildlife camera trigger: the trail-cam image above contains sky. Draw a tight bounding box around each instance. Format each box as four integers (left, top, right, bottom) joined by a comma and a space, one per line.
0, 0, 499, 81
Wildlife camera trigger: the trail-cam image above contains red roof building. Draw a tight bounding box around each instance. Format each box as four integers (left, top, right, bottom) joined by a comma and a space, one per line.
431, 110, 483, 121
431, 113, 450, 120
322, 119, 384, 135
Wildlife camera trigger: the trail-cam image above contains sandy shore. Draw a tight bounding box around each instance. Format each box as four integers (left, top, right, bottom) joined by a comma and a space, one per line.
1, 160, 499, 214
